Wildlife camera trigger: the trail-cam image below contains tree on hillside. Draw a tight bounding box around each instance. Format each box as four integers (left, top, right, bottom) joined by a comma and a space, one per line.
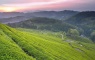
67, 29, 80, 36
90, 30, 95, 42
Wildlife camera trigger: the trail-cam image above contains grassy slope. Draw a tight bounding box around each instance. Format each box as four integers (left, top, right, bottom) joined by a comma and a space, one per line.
0, 23, 95, 60
0, 24, 35, 60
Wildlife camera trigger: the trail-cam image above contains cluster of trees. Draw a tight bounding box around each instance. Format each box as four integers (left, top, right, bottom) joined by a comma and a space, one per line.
90, 30, 95, 42
66, 29, 92, 43
67, 29, 80, 36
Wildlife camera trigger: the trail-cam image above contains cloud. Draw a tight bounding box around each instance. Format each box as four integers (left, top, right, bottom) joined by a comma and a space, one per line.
0, 0, 95, 12
2, 0, 68, 7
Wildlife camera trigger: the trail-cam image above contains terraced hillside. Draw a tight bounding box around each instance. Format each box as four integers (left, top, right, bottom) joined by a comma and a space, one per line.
0, 23, 95, 60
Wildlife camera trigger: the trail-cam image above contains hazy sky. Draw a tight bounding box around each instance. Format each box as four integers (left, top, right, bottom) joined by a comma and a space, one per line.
0, 0, 95, 12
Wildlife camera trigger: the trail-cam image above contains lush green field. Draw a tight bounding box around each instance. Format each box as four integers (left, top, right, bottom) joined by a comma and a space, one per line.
0, 23, 95, 60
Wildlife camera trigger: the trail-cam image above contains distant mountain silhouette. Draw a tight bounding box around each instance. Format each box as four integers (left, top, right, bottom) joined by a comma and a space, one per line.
0, 10, 78, 23
26, 10, 78, 20
0, 12, 24, 18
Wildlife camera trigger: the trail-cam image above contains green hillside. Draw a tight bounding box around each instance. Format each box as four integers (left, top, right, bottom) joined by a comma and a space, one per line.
8, 17, 77, 32
65, 11, 95, 36
0, 23, 95, 60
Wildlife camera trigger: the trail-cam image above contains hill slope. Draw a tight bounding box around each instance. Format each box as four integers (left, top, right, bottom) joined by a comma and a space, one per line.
65, 11, 95, 24
0, 23, 95, 60
65, 11, 95, 36
8, 17, 77, 32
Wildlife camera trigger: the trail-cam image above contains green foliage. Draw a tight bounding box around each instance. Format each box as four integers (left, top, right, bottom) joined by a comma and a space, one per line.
8, 17, 78, 32
0, 23, 95, 60
66, 29, 92, 43
90, 30, 95, 42
65, 11, 95, 37
67, 29, 80, 36
0, 24, 35, 60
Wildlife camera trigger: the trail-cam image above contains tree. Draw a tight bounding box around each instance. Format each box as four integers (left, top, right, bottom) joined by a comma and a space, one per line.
67, 29, 80, 36
90, 30, 95, 42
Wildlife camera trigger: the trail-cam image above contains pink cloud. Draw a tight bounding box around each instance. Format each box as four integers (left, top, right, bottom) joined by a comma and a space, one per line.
0, 0, 95, 12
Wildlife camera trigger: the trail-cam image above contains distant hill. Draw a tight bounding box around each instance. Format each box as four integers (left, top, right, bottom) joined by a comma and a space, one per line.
8, 17, 78, 32
7, 11, 95, 39
0, 12, 24, 18
0, 23, 95, 60
0, 10, 78, 24
0, 16, 34, 24
65, 11, 95, 24
65, 11, 95, 36
26, 10, 78, 20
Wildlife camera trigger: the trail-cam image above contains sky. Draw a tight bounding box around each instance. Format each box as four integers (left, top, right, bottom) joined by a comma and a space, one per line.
0, 0, 95, 12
